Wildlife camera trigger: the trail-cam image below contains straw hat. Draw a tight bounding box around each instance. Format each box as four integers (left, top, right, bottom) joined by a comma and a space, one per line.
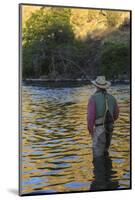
91, 76, 111, 89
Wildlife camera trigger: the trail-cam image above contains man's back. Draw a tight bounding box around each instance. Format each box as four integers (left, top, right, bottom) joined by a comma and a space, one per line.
87, 89, 119, 134
91, 90, 117, 119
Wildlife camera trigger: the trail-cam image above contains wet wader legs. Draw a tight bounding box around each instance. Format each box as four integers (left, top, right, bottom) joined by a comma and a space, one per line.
92, 123, 113, 157
104, 123, 113, 152
93, 126, 106, 157
91, 153, 119, 190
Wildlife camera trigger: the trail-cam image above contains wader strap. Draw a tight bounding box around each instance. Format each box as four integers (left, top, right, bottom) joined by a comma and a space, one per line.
103, 94, 114, 128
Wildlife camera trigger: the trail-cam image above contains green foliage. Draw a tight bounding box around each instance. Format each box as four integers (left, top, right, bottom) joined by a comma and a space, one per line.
22, 7, 130, 80
22, 7, 74, 78
100, 42, 130, 79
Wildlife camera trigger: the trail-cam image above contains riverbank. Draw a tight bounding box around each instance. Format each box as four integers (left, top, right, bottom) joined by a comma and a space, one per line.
23, 78, 130, 84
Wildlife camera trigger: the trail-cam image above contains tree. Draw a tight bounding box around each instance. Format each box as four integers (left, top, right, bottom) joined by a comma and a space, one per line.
100, 42, 130, 79
22, 7, 74, 78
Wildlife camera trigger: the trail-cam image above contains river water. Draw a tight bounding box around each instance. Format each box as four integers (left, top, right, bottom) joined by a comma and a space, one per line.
20, 82, 130, 195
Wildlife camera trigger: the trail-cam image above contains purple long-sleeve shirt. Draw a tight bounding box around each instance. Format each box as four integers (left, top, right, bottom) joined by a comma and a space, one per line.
87, 97, 119, 135
87, 98, 96, 134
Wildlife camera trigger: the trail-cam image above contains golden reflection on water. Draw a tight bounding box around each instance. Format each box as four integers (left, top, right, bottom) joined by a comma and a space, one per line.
20, 83, 130, 195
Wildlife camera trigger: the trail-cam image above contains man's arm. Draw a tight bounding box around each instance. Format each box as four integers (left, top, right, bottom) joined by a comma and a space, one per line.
113, 100, 119, 121
87, 97, 96, 135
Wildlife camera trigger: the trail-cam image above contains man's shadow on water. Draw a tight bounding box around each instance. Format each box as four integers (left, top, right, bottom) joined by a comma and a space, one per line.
90, 153, 120, 191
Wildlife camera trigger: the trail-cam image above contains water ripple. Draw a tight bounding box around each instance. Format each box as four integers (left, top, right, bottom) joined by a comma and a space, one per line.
21, 83, 130, 194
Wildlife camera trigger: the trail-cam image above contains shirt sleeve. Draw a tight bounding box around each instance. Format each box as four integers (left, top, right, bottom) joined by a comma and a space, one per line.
87, 97, 96, 134
113, 100, 119, 121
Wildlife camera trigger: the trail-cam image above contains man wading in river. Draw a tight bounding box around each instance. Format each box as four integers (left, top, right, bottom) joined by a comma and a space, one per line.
87, 76, 119, 157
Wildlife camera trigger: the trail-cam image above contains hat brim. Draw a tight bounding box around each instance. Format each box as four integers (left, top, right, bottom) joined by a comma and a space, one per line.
91, 80, 111, 89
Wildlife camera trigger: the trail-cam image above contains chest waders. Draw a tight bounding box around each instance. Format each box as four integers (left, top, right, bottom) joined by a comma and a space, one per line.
93, 93, 114, 157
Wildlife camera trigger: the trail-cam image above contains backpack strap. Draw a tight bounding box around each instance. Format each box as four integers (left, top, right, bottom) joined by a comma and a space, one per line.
103, 93, 114, 128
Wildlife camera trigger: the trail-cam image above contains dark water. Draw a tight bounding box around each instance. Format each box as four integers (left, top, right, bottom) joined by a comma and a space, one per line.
20, 82, 130, 195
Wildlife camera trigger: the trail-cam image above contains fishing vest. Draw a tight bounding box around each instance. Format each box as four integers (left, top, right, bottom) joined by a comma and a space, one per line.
91, 91, 116, 120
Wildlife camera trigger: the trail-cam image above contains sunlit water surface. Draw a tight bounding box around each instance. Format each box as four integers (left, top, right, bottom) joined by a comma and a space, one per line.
21, 82, 130, 195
